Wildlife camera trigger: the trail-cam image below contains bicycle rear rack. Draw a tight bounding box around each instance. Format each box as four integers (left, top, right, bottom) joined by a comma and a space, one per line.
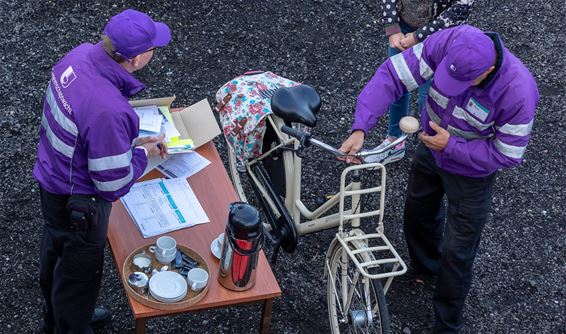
336, 163, 407, 293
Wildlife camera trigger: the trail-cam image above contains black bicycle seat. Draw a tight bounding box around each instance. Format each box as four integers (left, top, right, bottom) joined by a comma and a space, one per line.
271, 85, 320, 127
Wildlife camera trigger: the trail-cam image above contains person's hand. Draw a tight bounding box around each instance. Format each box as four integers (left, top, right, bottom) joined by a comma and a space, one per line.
133, 134, 164, 147
419, 121, 450, 151
136, 134, 167, 159
388, 32, 406, 51
338, 130, 365, 164
141, 141, 167, 159
400, 32, 418, 49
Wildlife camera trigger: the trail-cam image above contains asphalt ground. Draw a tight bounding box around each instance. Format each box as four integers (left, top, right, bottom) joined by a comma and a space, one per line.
0, 0, 564, 333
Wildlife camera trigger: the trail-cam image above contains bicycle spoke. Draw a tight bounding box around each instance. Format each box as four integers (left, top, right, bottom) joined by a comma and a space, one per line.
326, 259, 345, 317
344, 269, 360, 313
327, 244, 389, 334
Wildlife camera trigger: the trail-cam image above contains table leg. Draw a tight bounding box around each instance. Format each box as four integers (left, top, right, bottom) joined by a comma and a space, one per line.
259, 298, 274, 334
135, 318, 145, 334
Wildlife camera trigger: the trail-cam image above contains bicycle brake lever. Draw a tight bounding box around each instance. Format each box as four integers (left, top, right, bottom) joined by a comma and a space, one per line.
296, 145, 307, 158
295, 133, 311, 158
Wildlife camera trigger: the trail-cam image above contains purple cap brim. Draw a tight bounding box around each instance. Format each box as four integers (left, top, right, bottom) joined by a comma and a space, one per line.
434, 58, 474, 97
152, 22, 171, 48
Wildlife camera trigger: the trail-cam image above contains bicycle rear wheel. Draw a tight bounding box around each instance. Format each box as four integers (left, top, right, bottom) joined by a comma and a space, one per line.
226, 116, 287, 202
327, 242, 391, 334
226, 143, 248, 202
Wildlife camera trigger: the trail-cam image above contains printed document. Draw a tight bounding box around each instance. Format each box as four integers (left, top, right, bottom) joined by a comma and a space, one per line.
134, 105, 162, 133
157, 151, 210, 179
121, 178, 209, 238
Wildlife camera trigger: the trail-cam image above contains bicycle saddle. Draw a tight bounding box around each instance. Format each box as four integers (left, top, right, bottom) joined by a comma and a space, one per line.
271, 85, 320, 127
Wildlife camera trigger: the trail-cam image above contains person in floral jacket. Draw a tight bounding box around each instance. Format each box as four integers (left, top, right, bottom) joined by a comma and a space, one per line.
368, 0, 475, 165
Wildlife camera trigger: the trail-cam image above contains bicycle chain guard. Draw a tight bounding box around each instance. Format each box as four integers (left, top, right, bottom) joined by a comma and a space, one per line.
249, 163, 298, 264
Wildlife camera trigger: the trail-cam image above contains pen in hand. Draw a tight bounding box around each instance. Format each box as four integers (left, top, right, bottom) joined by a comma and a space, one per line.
157, 142, 167, 159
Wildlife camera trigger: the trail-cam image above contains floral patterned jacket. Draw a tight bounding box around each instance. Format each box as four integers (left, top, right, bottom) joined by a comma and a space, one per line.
381, 0, 474, 42
215, 71, 299, 163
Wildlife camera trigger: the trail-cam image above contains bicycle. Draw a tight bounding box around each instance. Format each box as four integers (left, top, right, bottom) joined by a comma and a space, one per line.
224, 84, 419, 333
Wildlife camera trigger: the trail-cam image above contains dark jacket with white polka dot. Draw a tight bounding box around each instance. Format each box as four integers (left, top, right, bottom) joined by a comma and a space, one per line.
382, 0, 474, 42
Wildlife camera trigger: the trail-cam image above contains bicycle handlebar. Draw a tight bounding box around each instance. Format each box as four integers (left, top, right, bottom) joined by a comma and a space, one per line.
281, 125, 310, 143
280, 125, 411, 159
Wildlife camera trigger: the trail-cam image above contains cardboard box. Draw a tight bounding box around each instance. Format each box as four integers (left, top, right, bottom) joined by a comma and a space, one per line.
129, 96, 221, 175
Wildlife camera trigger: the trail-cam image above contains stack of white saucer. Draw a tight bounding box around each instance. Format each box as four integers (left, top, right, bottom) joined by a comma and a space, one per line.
210, 233, 225, 259
149, 271, 187, 303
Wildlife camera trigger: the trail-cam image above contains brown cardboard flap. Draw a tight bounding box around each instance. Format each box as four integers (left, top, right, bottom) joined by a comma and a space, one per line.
130, 96, 220, 176
129, 96, 176, 109
171, 99, 221, 149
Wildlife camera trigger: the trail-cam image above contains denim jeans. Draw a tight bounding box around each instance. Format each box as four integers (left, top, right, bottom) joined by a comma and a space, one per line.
387, 21, 432, 138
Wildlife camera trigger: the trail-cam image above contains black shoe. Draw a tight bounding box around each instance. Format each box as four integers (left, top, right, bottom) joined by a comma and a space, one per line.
396, 266, 438, 290
90, 307, 111, 328
41, 306, 111, 332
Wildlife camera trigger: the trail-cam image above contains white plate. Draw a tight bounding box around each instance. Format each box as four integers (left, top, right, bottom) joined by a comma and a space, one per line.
149, 271, 187, 300
150, 288, 187, 303
210, 238, 222, 260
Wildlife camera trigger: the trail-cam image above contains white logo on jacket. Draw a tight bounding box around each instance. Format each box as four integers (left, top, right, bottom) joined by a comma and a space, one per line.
60, 66, 77, 88
450, 64, 457, 72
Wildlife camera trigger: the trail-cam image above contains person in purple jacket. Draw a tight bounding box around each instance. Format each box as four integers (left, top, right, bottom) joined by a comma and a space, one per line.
340, 25, 538, 333
368, 0, 475, 165
33, 9, 170, 333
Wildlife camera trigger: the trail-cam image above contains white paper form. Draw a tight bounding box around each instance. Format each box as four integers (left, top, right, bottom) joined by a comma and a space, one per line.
121, 178, 209, 238
136, 106, 184, 177
156, 152, 211, 179
158, 106, 181, 141
134, 105, 163, 133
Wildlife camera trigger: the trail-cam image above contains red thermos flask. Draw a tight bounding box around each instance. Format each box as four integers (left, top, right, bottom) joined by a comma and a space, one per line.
218, 202, 264, 291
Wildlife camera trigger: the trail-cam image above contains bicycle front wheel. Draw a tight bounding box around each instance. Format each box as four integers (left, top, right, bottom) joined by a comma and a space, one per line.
326, 242, 391, 334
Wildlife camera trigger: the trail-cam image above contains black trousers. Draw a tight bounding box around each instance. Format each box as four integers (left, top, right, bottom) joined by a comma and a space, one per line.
39, 187, 111, 334
403, 144, 496, 334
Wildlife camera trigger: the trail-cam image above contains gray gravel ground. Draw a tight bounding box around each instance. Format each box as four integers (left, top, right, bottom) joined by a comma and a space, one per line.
0, 0, 564, 333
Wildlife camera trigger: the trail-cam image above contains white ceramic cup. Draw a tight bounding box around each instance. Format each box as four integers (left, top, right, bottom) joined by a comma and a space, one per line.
155, 252, 176, 264
187, 268, 209, 292
149, 236, 177, 264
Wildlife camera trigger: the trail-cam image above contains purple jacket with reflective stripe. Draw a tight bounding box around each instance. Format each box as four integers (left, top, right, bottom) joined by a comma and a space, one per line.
353, 25, 539, 177
33, 42, 148, 202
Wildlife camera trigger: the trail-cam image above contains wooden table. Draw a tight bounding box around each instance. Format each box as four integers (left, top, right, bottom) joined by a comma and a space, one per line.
107, 141, 281, 334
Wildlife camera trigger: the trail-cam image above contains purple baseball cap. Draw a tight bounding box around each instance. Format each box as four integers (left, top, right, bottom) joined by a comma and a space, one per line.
434, 31, 496, 96
104, 9, 171, 59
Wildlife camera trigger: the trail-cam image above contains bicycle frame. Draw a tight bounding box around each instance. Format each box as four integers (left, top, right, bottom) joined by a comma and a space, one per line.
242, 114, 377, 235
243, 114, 350, 235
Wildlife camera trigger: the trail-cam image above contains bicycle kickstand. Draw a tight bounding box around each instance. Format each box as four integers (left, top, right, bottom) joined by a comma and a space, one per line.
269, 238, 282, 264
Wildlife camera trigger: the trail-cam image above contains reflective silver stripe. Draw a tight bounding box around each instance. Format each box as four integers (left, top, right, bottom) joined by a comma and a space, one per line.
428, 86, 448, 109
496, 119, 533, 137
447, 126, 493, 140
92, 166, 134, 192
425, 102, 441, 124
41, 114, 74, 158
494, 138, 527, 159
412, 43, 434, 80
46, 86, 78, 136
88, 150, 133, 172
452, 106, 494, 131
390, 53, 419, 91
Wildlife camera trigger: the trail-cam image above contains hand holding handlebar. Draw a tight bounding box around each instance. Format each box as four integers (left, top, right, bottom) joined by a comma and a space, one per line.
281, 116, 419, 164
338, 116, 420, 163
338, 130, 365, 164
